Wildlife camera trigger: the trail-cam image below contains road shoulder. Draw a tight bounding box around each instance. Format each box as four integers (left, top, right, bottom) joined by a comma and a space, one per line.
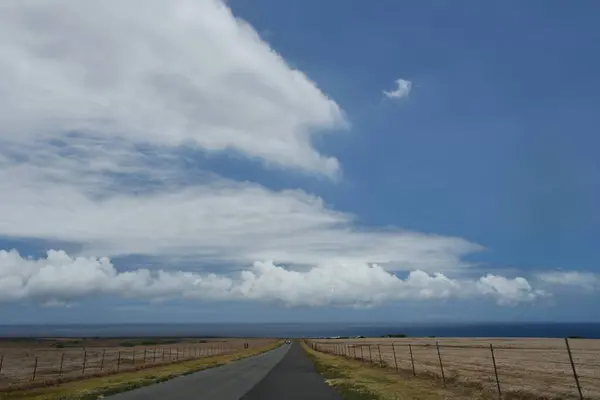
3, 341, 283, 400
304, 342, 493, 400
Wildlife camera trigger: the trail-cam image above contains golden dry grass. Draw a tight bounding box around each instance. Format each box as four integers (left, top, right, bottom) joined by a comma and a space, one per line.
0, 338, 275, 391
1, 340, 282, 400
302, 341, 496, 400
310, 338, 600, 400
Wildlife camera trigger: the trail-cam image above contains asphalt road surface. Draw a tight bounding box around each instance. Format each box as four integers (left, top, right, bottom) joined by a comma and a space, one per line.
241, 341, 341, 400
109, 341, 341, 400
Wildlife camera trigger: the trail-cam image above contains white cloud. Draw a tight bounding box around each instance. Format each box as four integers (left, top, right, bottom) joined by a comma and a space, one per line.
383, 79, 412, 99
0, 250, 542, 306
0, 0, 345, 177
0, 165, 480, 273
477, 275, 546, 305
0, 0, 547, 311
536, 271, 599, 291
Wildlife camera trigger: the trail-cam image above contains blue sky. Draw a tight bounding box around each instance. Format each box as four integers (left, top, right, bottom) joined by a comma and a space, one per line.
0, 0, 599, 323
233, 0, 600, 267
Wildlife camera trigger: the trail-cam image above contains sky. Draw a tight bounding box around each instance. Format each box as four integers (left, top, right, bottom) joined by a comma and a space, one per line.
0, 0, 599, 324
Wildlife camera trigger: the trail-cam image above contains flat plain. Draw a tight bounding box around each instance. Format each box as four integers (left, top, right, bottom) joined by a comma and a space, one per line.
313, 337, 600, 399
0, 337, 275, 390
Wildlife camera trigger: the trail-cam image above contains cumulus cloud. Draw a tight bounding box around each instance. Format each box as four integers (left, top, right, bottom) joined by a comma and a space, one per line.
383, 79, 412, 99
0, 250, 543, 306
477, 275, 546, 305
0, 0, 345, 176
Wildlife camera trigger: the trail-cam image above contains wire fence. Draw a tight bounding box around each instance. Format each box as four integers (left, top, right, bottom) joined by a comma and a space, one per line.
309, 338, 600, 400
0, 339, 270, 391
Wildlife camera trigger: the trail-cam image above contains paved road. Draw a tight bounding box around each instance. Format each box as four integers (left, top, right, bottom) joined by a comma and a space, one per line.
109, 343, 290, 400
241, 342, 341, 400
109, 341, 340, 400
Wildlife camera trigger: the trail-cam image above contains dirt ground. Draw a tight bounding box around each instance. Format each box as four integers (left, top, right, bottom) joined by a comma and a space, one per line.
0, 337, 275, 390
312, 337, 600, 399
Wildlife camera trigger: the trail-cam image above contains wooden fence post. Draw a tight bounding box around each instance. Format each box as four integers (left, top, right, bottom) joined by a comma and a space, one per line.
117, 351, 121, 372
392, 343, 398, 372
143, 349, 147, 365
58, 353, 65, 376
100, 350, 105, 371
409, 344, 416, 376
153, 348, 157, 362
565, 338, 584, 400
360, 345, 364, 360
82, 351, 87, 375
31, 357, 38, 381
490, 344, 501, 398
0, 354, 4, 375
436, 342, 446, 387
378, 345, 383, 367
368, 345, 373, 363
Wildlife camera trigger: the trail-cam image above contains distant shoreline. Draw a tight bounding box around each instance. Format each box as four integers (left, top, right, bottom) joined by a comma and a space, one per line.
1, 322, 599, 339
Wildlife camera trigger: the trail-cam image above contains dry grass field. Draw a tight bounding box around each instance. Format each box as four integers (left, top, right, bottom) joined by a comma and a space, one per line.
0, 337, 275, 391
310, 338, 600, 399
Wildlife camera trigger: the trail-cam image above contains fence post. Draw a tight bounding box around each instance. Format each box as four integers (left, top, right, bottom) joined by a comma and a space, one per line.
58, 353, 65, 376
369, 345, 373, 363
378, 345, 383, 367
82, 351, 87, 375
153, 348, 157, 362
392, 343, 398, 372
117, 351, 121, 372
143, 348, 147, 365
565, 338, 584, 400
409, 344, 416, 376
31, 357, 38, 381
100, 350, 105, 371
489, 344, 501, 398
436, 342, 446, 387
360, 345, 364, 360
0, 354, 4, 375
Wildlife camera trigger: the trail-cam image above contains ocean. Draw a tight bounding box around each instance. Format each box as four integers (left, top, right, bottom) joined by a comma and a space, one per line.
0, 322, 599, 338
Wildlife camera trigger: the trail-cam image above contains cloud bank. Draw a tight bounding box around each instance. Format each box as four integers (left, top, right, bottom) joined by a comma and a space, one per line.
0, 250, 543, 306
0, 0, 345, 177
0, 165, 482, 272
536, 271, 599, 291
0, 0, 550, 310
